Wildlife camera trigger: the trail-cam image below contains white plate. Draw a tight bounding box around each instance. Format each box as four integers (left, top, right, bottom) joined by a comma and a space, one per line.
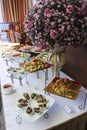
2, 88, 16, 95
7, 67, 28, 79
17, 89, 55, 122
5, 51, 31, 61
29, 47, 45, 54
19, 46, 34, 52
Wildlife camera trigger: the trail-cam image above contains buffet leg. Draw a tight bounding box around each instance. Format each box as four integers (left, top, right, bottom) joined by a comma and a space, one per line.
37, 71, 40, 79
19, 76, 22, 86
11, 74, 14, 84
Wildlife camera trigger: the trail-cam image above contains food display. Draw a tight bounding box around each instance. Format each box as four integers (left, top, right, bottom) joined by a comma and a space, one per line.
7, 67, 28, 79
29, 46, 45, 53
26, 107, 33, 115
44, 77, 82, 100
23, 92, 30, 100
38, 103, 48, 109
33, 107, 42, 114
4, 51, 21, 58
19, 45, 45, 53
36, 51, 49, 62
17, 103, 28, 109
17, 89, 55, 122
19, 45, 34, 52
18, 98, 28, 104
12, 53, 21, 57
17, 92, 30, 109
20, 58, 53, 72
31, 93, 37, 99
3, 50, 31, 62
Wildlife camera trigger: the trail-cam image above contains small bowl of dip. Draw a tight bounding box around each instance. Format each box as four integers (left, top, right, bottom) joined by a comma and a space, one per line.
2, 83, 14, 94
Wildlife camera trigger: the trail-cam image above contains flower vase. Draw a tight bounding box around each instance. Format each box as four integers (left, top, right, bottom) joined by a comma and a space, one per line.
48, 46, 66, 78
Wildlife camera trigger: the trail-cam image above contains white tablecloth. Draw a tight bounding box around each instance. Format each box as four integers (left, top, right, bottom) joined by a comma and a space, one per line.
0, 52, 87, 130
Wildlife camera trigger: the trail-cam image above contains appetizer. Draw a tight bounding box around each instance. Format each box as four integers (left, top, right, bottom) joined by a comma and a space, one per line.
38, 103, 48, 109
35, 94, 43, 100
19, 71, 25, 75
34, 107, 42, 114
17, 103, 28, 108
44, 77, 81, 99
26, 107, 33, 115
18, 98, 28, 104
31, 93, 37, 99
23, 92, 30, 100
20, 58, 52, 72
37, 97, 48, 103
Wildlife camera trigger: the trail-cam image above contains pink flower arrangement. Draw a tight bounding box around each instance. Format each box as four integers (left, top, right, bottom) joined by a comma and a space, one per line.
25, 0, 87, 49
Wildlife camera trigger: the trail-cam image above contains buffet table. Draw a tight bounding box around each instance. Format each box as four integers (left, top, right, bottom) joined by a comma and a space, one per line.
0, 44, 87, 130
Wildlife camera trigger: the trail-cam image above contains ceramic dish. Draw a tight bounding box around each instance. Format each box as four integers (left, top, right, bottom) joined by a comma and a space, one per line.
2, 83, 14, 94
20, 59, 53, 73
7, 67, 28, 79
17, 89, 55, 122
44, 77, 82, 100
2, 83, 16, 95
29, 47, 45, 54
19, 46, 34, 52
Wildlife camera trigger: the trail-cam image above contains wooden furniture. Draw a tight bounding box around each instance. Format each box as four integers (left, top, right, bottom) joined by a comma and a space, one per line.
62, 45, 87, 89
0, 22, 20, 42
15, 31, 31, 45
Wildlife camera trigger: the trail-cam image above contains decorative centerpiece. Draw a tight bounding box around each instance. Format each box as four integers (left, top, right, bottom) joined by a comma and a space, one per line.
24, 0, 87, 76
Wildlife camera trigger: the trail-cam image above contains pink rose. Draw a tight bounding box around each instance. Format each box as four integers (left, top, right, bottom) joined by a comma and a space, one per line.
44, 28, 50, 33
27, 21, 33, 29
45, 0, 49, 2
50, 30, 58, 39
44, 8, 52, 17
35, 14, 39, 20
54, 43, 60, 47
51, 22, 55, 26
44, 19, 50, 25
37, 41, 43, 48
66, 5, 74, 14
77, 7, 87, 15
